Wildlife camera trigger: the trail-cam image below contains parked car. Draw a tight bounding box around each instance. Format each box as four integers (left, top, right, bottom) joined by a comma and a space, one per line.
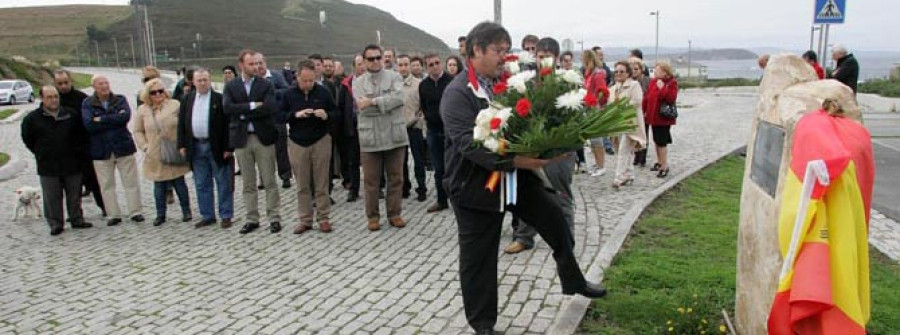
0, 80, 34, 105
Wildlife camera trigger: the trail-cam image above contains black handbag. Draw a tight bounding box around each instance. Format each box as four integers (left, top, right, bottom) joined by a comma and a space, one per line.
659, 102, 678, 120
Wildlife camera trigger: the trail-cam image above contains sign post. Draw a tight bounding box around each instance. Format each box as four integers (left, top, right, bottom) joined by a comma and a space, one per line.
813, 0, 846, 66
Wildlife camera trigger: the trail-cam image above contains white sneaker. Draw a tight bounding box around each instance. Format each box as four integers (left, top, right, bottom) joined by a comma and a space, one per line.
591, 168, 606, 177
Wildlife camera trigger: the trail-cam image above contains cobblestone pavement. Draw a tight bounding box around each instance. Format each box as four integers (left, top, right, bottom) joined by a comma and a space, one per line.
0, 75, 889, 334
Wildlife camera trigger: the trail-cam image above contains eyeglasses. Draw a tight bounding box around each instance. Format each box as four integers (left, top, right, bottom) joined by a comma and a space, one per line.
149, 89, 166, 96
365, 56, 383, 62
427, 62, 441, 67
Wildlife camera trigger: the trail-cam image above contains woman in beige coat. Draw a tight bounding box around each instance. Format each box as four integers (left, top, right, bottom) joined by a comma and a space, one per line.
133, 78, 192, 226
609, 61, 647, 189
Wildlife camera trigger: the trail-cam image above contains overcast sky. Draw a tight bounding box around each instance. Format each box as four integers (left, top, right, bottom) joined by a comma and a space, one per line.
5, 0, 898, 52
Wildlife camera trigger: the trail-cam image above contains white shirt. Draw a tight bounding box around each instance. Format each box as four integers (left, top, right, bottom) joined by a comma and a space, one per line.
191, 91, 211, 139
242, 76, 255, 132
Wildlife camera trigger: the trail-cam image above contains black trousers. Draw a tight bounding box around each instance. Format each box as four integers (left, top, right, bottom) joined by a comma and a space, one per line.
40, 174, 84, 230
403, 128, 427, 195
81, 158, 105, 213
275, 124, 292, 181
452, 173, 586, 331
339, 135, 361, 194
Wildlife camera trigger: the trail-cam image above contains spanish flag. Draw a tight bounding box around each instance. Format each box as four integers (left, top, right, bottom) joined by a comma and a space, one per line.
768, 109, 875, 335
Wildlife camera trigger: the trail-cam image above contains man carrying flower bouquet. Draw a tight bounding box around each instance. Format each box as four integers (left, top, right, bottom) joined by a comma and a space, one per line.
441, 21, 608, 335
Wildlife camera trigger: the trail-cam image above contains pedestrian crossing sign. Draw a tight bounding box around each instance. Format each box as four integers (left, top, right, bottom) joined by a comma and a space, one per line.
814, 0, 846, 24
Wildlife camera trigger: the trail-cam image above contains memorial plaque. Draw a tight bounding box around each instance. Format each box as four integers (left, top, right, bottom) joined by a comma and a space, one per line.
750, 121, 785, 198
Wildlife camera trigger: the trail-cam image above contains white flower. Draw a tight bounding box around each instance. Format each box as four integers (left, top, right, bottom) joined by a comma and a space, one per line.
496, 107, 512, 123
561, 70, 583, 84
540, 57, 554, 69
506, 61, 521, 75
475, 108, 496, 129
483, 137, 500, 152
516, 51, 535, 64
507, 70, 535, 94
473, 125, 490, 141
555, 88, 587, 111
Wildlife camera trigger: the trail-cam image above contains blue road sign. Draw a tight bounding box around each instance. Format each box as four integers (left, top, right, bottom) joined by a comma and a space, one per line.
814, 0, 846, 24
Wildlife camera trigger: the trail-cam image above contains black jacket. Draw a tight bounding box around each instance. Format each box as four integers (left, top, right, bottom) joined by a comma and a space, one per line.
177, 90, 233, 167
21, 106, 89, 176
223, 76, 279, 148
282, 84, 335, 146
59, 89, 88, 112
419, 72, 453, 131
338, 77, 358, 138
440, 70, 517, 212
831, 53, 859, 93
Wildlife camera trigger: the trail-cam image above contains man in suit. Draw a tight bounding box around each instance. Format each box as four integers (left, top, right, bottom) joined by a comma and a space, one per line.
223, 50, 282, 234
178, 68, 234, 229
260, 54, 293, 189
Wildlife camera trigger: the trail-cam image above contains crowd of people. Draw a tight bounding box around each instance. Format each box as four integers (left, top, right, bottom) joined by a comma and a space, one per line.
19, 20, 701, 333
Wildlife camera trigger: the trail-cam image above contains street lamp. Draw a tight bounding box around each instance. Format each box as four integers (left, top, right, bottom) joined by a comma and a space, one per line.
649, 10, 660, 62
196, 33, 202, 60
687, 40, 692, 80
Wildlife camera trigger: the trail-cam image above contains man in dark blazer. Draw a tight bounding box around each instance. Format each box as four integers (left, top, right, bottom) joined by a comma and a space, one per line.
223, 50, 282, 234
177, 68, 234, 229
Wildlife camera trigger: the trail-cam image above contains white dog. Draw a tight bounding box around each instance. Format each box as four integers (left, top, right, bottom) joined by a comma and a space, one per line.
12, 186, 42, 221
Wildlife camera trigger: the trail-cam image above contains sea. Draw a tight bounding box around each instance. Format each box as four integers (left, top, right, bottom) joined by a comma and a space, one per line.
699, 57, 899, 81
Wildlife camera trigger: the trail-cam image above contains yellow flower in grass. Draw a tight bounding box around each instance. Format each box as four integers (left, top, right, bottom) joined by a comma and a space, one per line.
668, 327, 674, 332
667, 320, 673, 325
687, 308, 693, 313
702, 319, 708, 324
719, 324, 728, 333
677, 307, 685, 314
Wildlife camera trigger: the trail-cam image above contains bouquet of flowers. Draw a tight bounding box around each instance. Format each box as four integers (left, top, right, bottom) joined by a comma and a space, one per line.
473, 52, 638, 160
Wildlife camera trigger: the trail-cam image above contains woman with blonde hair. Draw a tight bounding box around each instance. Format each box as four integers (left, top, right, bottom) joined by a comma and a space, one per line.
608, 61, 646, 188
133, 78, 193, 226
642, 62, 679, 178
581, 50, 610, 176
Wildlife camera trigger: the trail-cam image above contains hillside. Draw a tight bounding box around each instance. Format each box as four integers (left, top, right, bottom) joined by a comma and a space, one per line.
0, 0, 450, 65
0, 5, 132, 61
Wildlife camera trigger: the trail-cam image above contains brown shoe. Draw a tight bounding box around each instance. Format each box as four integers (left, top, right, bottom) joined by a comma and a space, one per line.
503, 241, 529, 254
319, 221, 333, 233
367, 220, 380, 231
389, 217, 406, 228
221, 218, 233, 229
293, 224, 312, 234
427, 203, 449, 213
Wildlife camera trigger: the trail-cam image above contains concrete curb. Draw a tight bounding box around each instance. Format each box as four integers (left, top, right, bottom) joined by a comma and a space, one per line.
549, 145, 746, 335
0, 158, 27, 181
0, 107, 29, 125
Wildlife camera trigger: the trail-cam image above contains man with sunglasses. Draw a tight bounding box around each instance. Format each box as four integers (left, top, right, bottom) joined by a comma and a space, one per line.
53, 69, 106, 217
352, 44, 409, 232
418, 53, 452, 213
442, 22, 606, 335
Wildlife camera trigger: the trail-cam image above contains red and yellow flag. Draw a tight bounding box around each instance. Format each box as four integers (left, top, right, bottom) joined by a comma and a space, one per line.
768, 109, 875, 335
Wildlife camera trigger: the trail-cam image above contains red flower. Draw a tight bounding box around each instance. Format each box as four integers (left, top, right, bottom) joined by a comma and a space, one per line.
493, 82, 508, 95
499, 71, 511, 84
515, 98, 532, 118
540, 67, 552, 77
504, 54, 519, 62
583, 93, 598, 107
490, 117, 502, 130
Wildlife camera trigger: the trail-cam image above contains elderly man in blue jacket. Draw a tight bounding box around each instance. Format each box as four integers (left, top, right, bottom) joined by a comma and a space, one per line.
82, 74, 144, 226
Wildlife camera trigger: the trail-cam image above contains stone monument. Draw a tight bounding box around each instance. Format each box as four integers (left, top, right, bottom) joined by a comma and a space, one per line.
735, 54, 861, 334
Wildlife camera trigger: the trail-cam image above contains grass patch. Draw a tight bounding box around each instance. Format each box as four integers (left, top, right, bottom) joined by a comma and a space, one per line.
859, 78, 900, 98
680, 78, 760, 89
0, 152, 9, 168
0, 108, 17, 120
71, 72, 92, 90
579, 155, 900, 334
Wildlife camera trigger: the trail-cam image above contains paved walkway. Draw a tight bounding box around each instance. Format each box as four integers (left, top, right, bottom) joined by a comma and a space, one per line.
0, 75, 893, 334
